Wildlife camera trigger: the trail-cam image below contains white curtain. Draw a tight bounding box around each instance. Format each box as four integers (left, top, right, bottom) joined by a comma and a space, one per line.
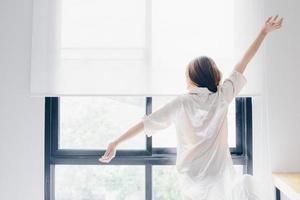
31, 0, 263, 96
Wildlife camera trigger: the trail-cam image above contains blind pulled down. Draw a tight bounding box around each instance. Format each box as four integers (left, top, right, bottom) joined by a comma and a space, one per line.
31, 0, 263, 96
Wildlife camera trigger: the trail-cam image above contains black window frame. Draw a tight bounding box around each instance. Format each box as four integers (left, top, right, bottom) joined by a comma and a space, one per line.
45, 97, 253, 200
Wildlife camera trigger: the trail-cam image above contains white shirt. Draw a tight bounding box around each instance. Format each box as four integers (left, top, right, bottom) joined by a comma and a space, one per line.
142, 70, 261, 200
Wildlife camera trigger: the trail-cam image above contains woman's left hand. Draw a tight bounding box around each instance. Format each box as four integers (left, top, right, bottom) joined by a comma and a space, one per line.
99, 141, 117, 163
262, 15, 283, 34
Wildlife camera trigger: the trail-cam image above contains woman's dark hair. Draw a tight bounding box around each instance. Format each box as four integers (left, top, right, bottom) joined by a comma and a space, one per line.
187, 56, 222, 93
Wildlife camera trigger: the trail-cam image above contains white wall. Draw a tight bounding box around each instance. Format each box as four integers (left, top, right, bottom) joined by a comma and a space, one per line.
0, 0, 44, 200
264, 0, 300, 199
264, 0, 300, 172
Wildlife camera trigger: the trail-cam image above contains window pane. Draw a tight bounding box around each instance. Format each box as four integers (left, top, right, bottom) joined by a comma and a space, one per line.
152, 96, 177, 148
153, 166, 182, 200
55, 165, 145, 200
61, 0, 146, 48
59, 97, 145, 149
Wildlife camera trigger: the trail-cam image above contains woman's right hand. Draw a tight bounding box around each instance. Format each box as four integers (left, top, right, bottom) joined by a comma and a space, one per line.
262, 15, 283, 34
99, 141, 117, 163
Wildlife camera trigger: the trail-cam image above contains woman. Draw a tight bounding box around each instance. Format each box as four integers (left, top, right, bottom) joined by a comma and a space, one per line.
99, 15, 283, 199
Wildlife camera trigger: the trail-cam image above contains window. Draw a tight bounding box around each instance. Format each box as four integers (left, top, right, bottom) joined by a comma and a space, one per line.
45, 97, 253, 200
55, 165, 145, 199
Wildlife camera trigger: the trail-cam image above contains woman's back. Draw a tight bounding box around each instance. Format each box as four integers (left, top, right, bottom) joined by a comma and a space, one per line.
142, 70, 262, 199
175, 87, 231, 176
175, 86, 241, 199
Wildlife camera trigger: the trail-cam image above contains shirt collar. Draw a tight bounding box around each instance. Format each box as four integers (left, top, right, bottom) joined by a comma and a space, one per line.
188, 87, 212, 94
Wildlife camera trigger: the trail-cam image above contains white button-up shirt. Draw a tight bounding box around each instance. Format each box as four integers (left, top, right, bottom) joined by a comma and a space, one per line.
142, 70, 261, 200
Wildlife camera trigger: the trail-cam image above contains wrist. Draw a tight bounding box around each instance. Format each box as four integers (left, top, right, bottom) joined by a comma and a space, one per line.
260, 27, 268, 36
112, 139, 120, 146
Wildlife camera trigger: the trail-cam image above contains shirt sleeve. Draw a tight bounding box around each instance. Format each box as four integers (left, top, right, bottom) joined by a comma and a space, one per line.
141, 96, 181, 137
219, 70, 247, 103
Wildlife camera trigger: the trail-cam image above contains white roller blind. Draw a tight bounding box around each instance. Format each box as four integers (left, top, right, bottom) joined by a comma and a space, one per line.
31, 0, 263, 96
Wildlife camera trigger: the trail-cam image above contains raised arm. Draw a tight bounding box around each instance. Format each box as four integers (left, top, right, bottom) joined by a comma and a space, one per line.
234, 15, 283, 74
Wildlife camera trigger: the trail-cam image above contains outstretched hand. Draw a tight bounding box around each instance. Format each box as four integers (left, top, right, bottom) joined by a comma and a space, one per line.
234, 14, 283, 74
99, 141, 117, 163
263, 15, 283, 34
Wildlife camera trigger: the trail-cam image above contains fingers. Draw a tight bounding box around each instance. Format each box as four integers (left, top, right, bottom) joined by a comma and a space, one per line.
278, 17, 284, 25
99, 154, 115, 163
266, 16, 272, 23
103, 148, 111, 157
100, 151, 112, 162
99, 147, 116, 163
265, 15, 284, 31
101, 143, 113, 158
274, 16, 283, 25
99, 152, 114, 163
274, 17, 283, 29
274, 24, 282, 29
266, 15, 283, 24
99, 142, 117, 163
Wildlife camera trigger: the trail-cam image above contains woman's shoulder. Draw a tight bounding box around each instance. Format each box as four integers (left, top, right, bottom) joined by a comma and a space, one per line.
174, 93, 191, 103
177, 91, 226, 107
169, 91, 217, 106
168, 94, 184, 105
162, 94, 188, 110
173, 93, 197, 108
